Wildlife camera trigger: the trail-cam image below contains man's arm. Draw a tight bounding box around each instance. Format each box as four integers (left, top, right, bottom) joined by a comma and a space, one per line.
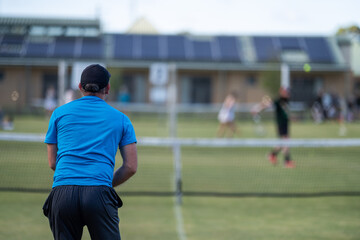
46, 143, 57, 171
251, 96, 273, 115
112, 143, 138, 188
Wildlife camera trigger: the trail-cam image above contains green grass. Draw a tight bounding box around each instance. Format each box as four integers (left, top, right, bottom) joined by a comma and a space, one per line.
1, 143, 359, 194
0, 192, 359, 240
182, 196, 360, 240
3, 114, 360, 138
1, 114, 360, 239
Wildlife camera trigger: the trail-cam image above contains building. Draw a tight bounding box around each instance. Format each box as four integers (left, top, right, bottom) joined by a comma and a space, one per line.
0, 16, 357, 113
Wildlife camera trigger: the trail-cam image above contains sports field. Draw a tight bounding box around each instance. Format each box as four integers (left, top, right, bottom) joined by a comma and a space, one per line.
1, 192, 359, 240
6, 113, 360, 138
1, 115, 360, 239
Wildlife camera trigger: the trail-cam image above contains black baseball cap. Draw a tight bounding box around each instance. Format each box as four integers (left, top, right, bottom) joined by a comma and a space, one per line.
80, 64, 111, 90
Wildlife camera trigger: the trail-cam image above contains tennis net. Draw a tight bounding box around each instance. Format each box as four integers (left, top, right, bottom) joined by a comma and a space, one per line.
0, 133, 359, 197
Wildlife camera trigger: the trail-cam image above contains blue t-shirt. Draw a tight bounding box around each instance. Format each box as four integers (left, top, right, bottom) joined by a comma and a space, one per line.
45, 96, 137, 188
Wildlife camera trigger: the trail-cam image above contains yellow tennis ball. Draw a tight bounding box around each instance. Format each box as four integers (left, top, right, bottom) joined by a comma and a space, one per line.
303, 63, 311, 72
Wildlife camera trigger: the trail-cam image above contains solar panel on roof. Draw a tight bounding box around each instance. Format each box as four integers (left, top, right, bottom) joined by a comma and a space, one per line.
0, 32, 339, 66
114, 34, 133, 59
0, 34, 24, 57
25, 42, 49, 57
80, 38, 103, 58
253, 36, 279, 62
53, 37, 76, 58
0, 47, 22, 57
140, 35, 160, 59
191, 40, 213, 60
304, 37, 333, 63
216, 36, 241, 61
167, 35, 187, 60
278, 37, 301, 50
2, 34, 24, 45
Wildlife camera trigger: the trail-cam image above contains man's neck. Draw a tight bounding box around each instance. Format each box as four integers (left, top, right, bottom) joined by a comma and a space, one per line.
83, 92, 106, 100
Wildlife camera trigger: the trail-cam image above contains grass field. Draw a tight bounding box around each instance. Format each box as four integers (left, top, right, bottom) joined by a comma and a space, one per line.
0, 192, 359, 240
1, 142, 360, 194
4, 113, 360, 138
1, 114, 360, 239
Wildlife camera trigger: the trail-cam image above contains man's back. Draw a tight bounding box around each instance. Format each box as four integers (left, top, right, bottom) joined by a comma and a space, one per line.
45, 95, 136, 188
44, 64, 137, 240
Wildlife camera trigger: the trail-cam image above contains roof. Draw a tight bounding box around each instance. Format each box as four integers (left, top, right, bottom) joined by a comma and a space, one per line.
0, 17, 348, 72
0, 17, 100, 27
127, 17, 158, 34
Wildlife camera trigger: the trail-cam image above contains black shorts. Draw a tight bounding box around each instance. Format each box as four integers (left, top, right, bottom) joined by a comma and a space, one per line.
43, 185, 123, 240
277, 122, 289, 137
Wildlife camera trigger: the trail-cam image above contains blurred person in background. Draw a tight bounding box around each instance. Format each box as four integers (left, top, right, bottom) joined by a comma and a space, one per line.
64, 88, 75, 104
2, 114, 14, 130
44, 86, 57, 117
217, 92, 240, 138
118, 85, 130, 104
252, 87, 295, 168
43, 64, 138, 240
0, 106, 14, 131
346, 94, 356, 122
311, 90, 325, 123
0, 106, 3, 129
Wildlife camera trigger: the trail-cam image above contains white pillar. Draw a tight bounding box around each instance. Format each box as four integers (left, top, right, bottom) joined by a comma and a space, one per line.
281, 63, 290, 89
58, 60, 67, 106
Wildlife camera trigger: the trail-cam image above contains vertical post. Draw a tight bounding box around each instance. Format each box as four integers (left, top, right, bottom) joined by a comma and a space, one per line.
168, 64, 177, 138
281, 63, 290, 89
58, 60, 67, 107
173, 143, 182, 205
25, 66, 32, 108
344, 69, 352, 101
167, 63, 182, 204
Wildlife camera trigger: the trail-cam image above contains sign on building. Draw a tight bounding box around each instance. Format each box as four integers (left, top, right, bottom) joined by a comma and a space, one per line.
149, 63, 169, 103
150, 63, 168, 86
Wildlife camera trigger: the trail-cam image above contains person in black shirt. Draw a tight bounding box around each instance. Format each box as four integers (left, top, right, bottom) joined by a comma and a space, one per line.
252, 87, 295, 168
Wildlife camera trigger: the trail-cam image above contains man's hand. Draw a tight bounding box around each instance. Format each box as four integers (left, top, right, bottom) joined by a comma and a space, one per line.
112, 143, 138, 187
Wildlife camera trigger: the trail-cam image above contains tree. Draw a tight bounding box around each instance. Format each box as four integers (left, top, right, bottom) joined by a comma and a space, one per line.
108, 68, 123, 101
260, 70, 281, 98
336, 25, 360, 36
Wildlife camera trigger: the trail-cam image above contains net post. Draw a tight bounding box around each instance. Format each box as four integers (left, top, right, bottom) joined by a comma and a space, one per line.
173, 142, 182, 205
168, 64, 177, 138
281, 62, 290, 89
167, 63, 182, 204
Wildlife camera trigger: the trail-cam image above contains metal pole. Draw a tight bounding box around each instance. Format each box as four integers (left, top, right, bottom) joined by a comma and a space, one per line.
167, 63, 182, 204
173, 143, 182, 205
58, 60, 67, 107
281, 63, 290, 89
168, 63, 177, 138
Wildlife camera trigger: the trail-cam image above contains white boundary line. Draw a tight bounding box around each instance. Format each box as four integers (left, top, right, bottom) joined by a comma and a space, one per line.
174, 202, 187, 240
171, 155, 187, 240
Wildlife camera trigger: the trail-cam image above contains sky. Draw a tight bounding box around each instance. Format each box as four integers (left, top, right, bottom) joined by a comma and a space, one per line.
0, 0, 359, 36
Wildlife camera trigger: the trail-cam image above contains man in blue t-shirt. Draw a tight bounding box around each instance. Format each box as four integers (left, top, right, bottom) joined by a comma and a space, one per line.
43, 64, 138, 240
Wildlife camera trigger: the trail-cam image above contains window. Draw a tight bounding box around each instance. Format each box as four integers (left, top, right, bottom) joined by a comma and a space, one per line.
30, 26, 47, 36
181, 76, 212, 104
48, 27, 63, 36
65, 27, 83, 37
0, 71, 4, 83
122, 74, 146, 103
291, 77, 317, 104
246, 76, 257, 86
83, 27, 99, 37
